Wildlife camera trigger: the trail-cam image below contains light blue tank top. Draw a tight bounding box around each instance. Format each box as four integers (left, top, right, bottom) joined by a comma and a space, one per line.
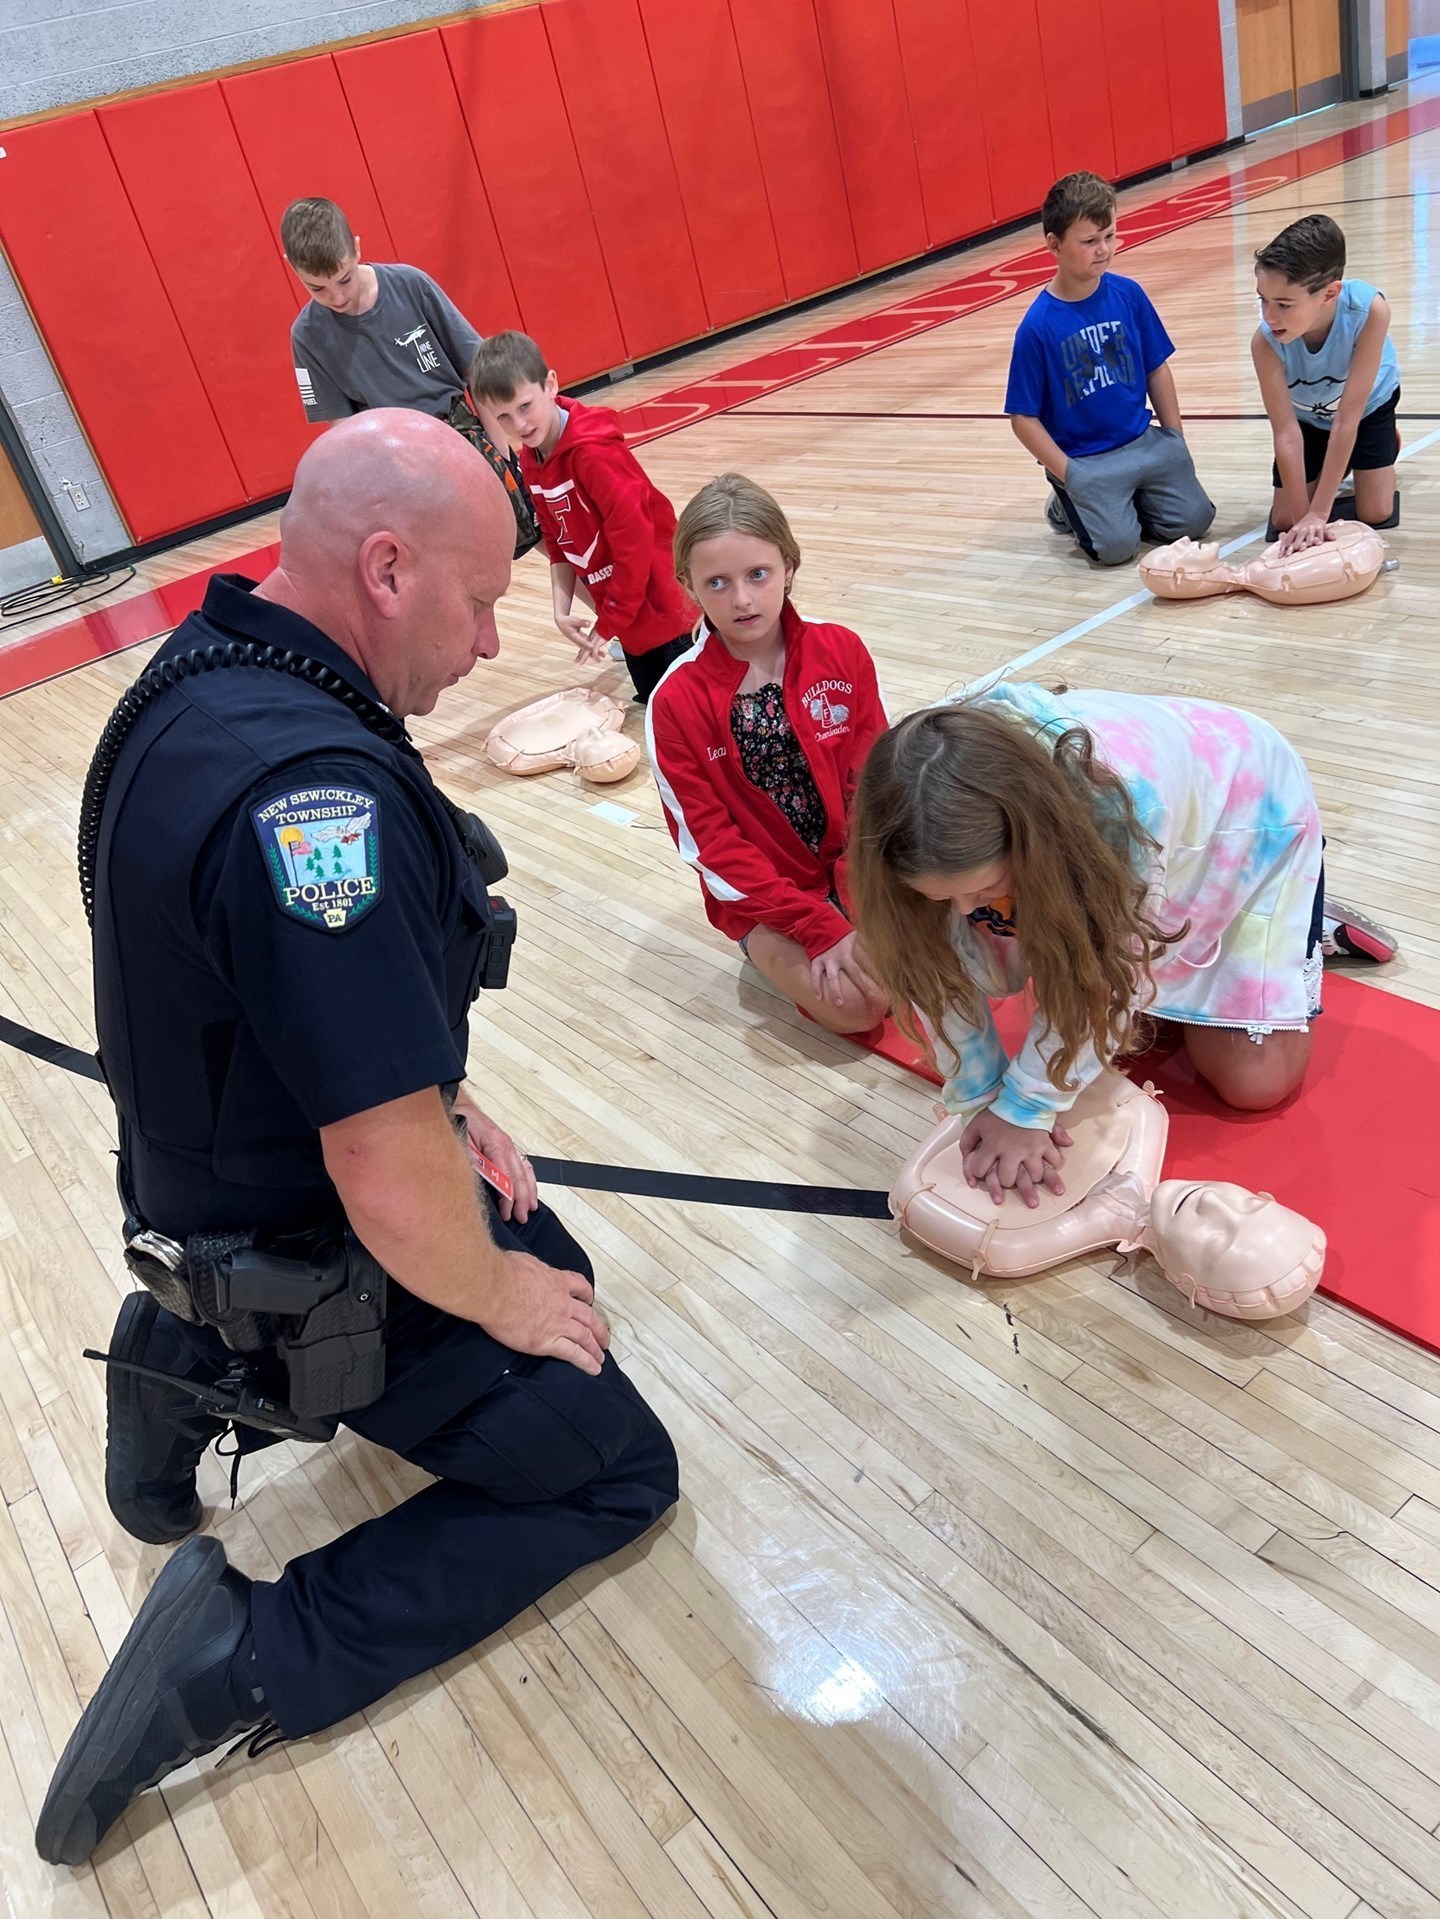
1260, 279, 1399, 428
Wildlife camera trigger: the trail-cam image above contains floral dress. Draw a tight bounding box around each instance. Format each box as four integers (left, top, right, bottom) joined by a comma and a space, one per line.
730, 683, 828, 854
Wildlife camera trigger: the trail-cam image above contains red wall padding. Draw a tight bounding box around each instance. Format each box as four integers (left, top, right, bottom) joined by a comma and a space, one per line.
335, 30, 523, 342
634, 0, 786, 331
1035, 0, 1116, 181
1163, 0, 1229, 155
1103, 0, 1175, 178
221, 56, 395, 271
726, 0, 859, 303
811, 0, 928, 276
98, 84, 309, 502
440, 10, 626, 382
1, 0, 1232, 547
0, 113, 243, 542
967, 0, 1058, 224
891, 0, 995, 251
538, 0, 710, 360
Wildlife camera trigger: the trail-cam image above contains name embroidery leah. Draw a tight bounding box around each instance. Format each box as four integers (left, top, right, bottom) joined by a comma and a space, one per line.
252, 785, 382, 932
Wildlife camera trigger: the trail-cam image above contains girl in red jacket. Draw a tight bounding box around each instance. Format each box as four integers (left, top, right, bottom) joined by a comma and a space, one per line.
646, 474, 890, 1034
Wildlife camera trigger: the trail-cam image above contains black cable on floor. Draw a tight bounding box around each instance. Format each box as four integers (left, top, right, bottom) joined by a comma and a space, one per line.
1, 566, 136, 634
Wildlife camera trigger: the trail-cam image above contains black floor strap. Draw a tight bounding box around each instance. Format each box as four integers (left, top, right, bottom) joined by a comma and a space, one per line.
1, 1017, 891, 1218
0, 1016, 104, 1082
527, 1157, 890, 1217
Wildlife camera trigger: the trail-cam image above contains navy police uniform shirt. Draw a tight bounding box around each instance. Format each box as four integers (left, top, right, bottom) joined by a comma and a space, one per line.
92, 574, 493, 1242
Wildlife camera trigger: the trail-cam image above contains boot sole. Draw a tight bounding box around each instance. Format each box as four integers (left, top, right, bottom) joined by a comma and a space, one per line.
106, 1292, 204, 1547
36, 1535, 227, 1866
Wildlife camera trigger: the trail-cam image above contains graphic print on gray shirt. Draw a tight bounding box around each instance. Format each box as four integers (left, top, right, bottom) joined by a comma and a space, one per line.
290, 262, 483, 421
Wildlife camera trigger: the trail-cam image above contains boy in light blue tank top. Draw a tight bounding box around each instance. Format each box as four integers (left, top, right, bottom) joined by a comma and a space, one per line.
1252, 214, 1400, 555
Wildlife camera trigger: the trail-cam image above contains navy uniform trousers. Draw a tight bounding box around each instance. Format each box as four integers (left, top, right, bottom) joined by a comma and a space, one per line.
153, 1199, 678, 1739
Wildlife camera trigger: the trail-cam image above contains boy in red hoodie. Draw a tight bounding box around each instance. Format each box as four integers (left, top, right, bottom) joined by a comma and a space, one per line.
468, 333, 695, 703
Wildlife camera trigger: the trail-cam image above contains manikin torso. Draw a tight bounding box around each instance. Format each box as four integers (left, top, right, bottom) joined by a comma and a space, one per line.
890, 1072, 1324, 1320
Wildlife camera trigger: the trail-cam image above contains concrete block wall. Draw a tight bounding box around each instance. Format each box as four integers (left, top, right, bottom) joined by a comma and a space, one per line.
0, 0, 495, 122
0, 0, 498, 568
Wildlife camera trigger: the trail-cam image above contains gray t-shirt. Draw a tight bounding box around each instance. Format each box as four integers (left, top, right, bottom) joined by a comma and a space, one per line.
290, 262, 482, 422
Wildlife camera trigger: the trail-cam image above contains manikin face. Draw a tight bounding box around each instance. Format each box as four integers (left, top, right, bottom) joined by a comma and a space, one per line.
1048, 216, 1118, 287
294, 244, 368, 315
1255, 268, 1340, 345
685, 532, 793, 653
1149, 1181, 1321, 1289
907, 861, 1014, 919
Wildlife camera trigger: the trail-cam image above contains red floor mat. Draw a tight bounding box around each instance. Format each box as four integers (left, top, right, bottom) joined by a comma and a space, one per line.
1132, 975, 1440, 1342
854, 1016, 943, 1087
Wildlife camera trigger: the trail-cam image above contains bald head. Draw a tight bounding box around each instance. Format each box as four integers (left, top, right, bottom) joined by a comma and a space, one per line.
281, 410, 509, 578
258, 410, 515, 715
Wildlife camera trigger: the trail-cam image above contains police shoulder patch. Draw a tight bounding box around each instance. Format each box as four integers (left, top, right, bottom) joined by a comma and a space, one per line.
251, 784, 382, 932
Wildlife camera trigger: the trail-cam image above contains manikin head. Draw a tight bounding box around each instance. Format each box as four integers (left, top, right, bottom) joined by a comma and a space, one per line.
1148, 1180, 1324, 1317
257, 410, 514, 718
889, 1074, 1324, 1320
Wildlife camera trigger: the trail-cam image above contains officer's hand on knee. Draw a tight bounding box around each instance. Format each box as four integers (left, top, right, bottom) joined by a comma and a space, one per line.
489, 1250, 611, 1374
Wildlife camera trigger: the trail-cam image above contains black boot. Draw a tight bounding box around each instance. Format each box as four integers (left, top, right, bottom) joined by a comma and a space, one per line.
105, 1292, 227, 1545
35, 1536, 271, 1866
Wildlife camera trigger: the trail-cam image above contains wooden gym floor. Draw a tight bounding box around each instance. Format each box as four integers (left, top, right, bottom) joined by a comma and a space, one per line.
2, 79, 1440, 1919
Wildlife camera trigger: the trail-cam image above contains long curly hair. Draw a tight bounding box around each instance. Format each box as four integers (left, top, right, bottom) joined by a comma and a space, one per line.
849, 701, 1184, 1092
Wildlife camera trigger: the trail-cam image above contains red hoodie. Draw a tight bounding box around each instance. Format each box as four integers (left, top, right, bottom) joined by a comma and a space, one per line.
519, 397, 695, 656
644, 602, 889, 958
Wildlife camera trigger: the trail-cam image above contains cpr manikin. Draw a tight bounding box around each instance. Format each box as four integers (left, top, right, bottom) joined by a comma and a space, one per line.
485, 688, 642, 784
1139, 519, 1386, 606
889, 1072, 1323, 1319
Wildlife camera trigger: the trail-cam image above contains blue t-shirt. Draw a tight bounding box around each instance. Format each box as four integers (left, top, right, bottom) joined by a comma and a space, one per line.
1258, 278, 1399, 428
1004, 273, 1174, 459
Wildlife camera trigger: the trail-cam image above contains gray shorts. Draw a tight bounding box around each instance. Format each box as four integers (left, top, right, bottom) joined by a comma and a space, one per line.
1051, 423, 1215, 567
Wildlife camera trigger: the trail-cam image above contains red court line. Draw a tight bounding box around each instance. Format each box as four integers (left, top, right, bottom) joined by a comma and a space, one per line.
5, 90, 1438, 705
0, 546, 280, 701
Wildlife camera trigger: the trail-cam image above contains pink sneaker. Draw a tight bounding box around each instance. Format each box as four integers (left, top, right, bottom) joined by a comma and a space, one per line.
1322, 899, 1398, 964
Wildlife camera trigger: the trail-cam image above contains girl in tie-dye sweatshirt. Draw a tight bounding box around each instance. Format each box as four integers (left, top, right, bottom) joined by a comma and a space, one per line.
850, 683, 1330, 1208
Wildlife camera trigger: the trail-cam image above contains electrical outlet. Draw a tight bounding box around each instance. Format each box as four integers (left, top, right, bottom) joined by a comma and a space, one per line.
62, 480, 90, 511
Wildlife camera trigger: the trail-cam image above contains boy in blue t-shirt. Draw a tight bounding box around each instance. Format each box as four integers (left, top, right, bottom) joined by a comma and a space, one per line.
1252, 213, 1400, 554
1005, 173, 1213, 566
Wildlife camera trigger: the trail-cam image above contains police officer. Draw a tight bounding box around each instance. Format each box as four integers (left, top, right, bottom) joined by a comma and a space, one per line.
36, 411, 678, 1867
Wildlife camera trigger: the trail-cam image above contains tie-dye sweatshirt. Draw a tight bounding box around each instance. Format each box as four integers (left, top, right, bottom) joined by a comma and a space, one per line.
936, 683, 1323, 1129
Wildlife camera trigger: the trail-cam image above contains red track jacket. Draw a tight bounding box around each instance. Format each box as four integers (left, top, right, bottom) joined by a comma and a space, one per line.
519, 397, 695, 656
644, 602, 889, 958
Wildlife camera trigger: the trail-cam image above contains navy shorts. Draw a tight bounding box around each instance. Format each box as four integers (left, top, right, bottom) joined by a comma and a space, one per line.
1272, 389, 1399, 487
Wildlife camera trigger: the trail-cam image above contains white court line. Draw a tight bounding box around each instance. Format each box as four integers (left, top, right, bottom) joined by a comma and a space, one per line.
955, 423, 1440, 700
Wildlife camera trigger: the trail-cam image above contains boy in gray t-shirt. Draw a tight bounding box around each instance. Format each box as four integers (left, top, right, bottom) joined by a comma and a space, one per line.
282, 197, 479, 421
280, 198, 538, 555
